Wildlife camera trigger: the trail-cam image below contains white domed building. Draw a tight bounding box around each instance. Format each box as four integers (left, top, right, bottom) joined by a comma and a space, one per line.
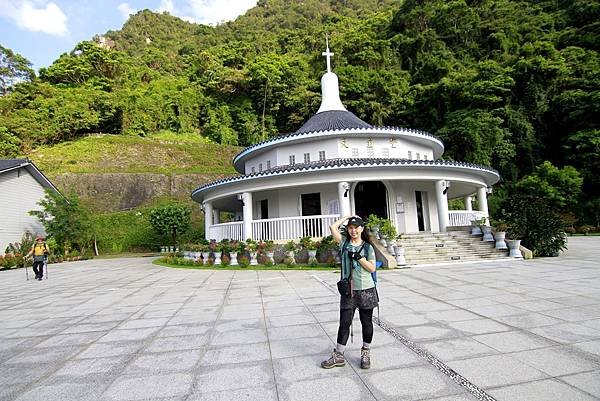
192, 44, 499, 246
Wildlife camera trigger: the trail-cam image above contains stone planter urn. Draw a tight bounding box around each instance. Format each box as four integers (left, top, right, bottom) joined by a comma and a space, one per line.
250, 251, 258, 265
471, 225, 482, 235
387, 243, 395, 255
201, 252, 210, 263
285, 251, 296, 265
481, 226, 494, 242
229, 252, 238, 266
265, 251, 275, 264
494, 232, 508, 250
307, 250, 317, 264
394, 246, 406, 266
213, 252, 222, 266
193, 251, 201, 262
160, 246, 166, 253
507, 240, 523, 258
379, 237, 388, 247
371, 226, 380, 240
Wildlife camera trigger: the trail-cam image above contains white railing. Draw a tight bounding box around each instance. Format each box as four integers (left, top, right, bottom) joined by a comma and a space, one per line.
209, 221, 243, 241
448, 210, 487, 227
252, 214, 340, 241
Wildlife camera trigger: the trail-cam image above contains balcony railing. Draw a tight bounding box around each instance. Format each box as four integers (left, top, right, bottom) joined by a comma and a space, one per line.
208, 221, 243, 242
448, 210, 487, 227
252, 214, 339, 241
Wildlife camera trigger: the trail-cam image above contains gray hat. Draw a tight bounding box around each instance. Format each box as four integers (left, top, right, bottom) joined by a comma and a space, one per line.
347, 216, 364, 227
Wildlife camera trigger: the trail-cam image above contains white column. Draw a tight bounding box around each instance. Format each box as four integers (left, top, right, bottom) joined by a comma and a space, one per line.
477, 187, 490, 225
435, 180, 449, 232
213, 208, 220, 224
338, 181, 351, 217
203, 202, 213, 240
464, 196, 473, 211
242, 192, 253, 240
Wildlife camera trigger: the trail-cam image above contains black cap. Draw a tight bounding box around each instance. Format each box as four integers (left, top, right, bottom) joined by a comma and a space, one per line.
347, 216, 364, 227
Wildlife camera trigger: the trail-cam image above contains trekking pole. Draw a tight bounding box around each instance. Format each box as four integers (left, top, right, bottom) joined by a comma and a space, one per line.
44, 256, 48, 280
25, 257, 29, 281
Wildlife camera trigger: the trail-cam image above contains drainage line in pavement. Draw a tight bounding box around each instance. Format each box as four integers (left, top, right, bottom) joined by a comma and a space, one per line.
311, 274, 497, 401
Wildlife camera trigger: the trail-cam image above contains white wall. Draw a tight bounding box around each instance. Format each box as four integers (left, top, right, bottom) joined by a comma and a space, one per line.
0, 168, 47, 254
338, 137, 433, 160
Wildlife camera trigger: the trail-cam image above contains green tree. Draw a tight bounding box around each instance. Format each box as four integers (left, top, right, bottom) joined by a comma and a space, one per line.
149, 203, 191, 245
0, 127, 21, 157
29, 189, 94, 255
0, 45, 35, 94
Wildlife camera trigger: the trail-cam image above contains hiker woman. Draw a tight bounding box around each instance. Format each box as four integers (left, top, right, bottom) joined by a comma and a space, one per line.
26, 235, 49, 281
321, 215, 378, 369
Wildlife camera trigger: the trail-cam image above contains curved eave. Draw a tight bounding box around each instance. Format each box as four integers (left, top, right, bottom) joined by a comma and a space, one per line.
192, 158, 499, 203
232, 127, 445, 172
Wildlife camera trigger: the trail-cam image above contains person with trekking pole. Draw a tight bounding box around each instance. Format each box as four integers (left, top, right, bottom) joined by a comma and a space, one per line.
321, 215, 378, 370
26, 235, 50, 281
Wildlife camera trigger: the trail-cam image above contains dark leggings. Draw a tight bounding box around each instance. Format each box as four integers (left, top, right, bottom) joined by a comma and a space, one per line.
336, 308, 374, 345
32, 260, 44, 277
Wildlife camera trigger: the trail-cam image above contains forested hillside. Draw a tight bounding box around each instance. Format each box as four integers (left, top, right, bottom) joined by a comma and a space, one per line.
0, 0, 598, 225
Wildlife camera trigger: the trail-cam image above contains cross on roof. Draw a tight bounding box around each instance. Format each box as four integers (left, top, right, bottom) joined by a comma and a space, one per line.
322, 35, 334, 73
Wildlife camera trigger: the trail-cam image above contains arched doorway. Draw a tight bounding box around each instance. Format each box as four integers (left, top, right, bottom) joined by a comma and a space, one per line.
354, 181, 388, 220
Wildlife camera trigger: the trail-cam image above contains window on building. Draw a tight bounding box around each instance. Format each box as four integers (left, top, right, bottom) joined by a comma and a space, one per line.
319, 151, 326, 161
352, 148, 359, 157
289, 155, 295, 165
266, 160, 271, 169
382, 148, 390, 158
251, 166, 255, 173
259, 163, 263, 172
367, 147, 375, 157
423, 154, 428, 161
304, 153, 310, 163
408, 150, 412, 159
416, 152, 420, 160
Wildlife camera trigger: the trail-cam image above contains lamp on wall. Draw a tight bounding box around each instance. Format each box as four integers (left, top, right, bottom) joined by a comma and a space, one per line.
342, 183, 350, 198
237, 193, 245, 206
442, 181, 451, 195
486, 187, 493, 194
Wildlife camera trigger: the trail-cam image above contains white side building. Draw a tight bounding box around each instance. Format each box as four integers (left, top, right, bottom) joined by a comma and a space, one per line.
0, 159, 59, 254
192, 45, 500, 242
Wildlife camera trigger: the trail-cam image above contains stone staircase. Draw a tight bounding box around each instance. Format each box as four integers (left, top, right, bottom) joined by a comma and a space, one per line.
395, 230, 509, 265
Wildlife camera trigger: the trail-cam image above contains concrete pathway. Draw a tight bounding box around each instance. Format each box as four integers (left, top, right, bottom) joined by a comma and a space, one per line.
1, 237, 599, 401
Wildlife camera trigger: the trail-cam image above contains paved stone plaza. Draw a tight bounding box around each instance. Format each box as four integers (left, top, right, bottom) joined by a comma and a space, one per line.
1, 237, 599, 401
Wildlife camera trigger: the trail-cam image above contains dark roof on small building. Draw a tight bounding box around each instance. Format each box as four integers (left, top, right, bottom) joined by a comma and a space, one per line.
0, 158, 60, 193
294, 110, 372, 134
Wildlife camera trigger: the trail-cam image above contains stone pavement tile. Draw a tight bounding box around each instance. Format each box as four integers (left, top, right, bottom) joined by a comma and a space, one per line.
157, 323, 211, 337
0, 363, 57, 386
220, 308, 265, 320
53, 355, 130, 376
530, 322, 600, 344
540, 306, 600, 323
493, 312, 564, 328
116, 317, 170, 330
311, 310, 340, 323
574, 339, 600, 357
447, 355, 547, 388
383, 312, 431, 327
75, 341, 143, 359
510, 299, 566, 312
103, 372, 193, 400
553, 296, 600, 307
446, 298, 499, 308
272, 354, 347, 384
399, 324, 460, 342
486, 293, 538, 303
278, 376, 376, 401
349, 344, 425, 371
488, 378, 598, 401
34, 332, 106, 348
145, 334, 208, 352
214, 318, 264, 333
187, 385, 278, 401
13, 382, 107, 401
269, 336, 332, 359
200, 342, 271, 365
267, 324, 326, 341
472, 331, 557, 353
406, 301, 457, 312
421, 394, 480, 401
446, 318, 511, 335
194, 361, 274, 392
264, 306, 309, 317
421, 338, 497, 361
60, 322, 121, 334
266, 313, 317, 327
509, 346, 600, 376
97, 327, 161, 343
209, 328, 267, 346
424, 309, 482, 322
468, 304, 527, 318
581, 319, 600, 331
363, 366, 466, 401
79, 312, 135, 324
560, 370, 600, 398
5, 345, 84, 365
168, 312, 219, 325
122, 349, 202, 374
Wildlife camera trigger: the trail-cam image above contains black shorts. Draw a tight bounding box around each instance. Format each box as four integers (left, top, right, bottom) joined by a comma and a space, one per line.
340, 286, 379, 310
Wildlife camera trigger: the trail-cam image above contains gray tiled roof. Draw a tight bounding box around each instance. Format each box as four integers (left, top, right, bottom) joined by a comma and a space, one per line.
294, 110, 372, 134
0, 159, 28, 172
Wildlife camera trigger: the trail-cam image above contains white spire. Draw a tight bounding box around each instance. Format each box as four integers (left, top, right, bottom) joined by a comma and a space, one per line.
317, 35, 346, 113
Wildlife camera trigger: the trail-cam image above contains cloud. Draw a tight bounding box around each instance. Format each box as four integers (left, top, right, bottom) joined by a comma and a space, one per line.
0, 0, 68, 36
171, 0, 257, 25
117, 2, 137, 20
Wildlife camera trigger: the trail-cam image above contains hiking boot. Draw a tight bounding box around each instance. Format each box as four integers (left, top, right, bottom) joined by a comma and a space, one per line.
321, 348, 345, 369
360, 347, 371, 369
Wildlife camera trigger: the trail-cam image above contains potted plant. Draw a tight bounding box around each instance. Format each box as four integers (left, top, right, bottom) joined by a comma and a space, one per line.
209, 240, 222, 265
300, 236, 318, 263
245, 239, 258, 265
379, 219, 397, 251
259, 240, 275, 264
228, 240, 240, 265
394, 235, 406, 266
198, 243, 210, 263
284, 240, 297, 265
505, 225, 524, 258
470, 217, 486, 236
365, 214, 382, 239
491, 220, 509, 250
219, 239, 232, 266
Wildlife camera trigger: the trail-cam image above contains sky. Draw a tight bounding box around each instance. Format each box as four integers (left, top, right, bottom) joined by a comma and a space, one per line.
0, 0, 258, 72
